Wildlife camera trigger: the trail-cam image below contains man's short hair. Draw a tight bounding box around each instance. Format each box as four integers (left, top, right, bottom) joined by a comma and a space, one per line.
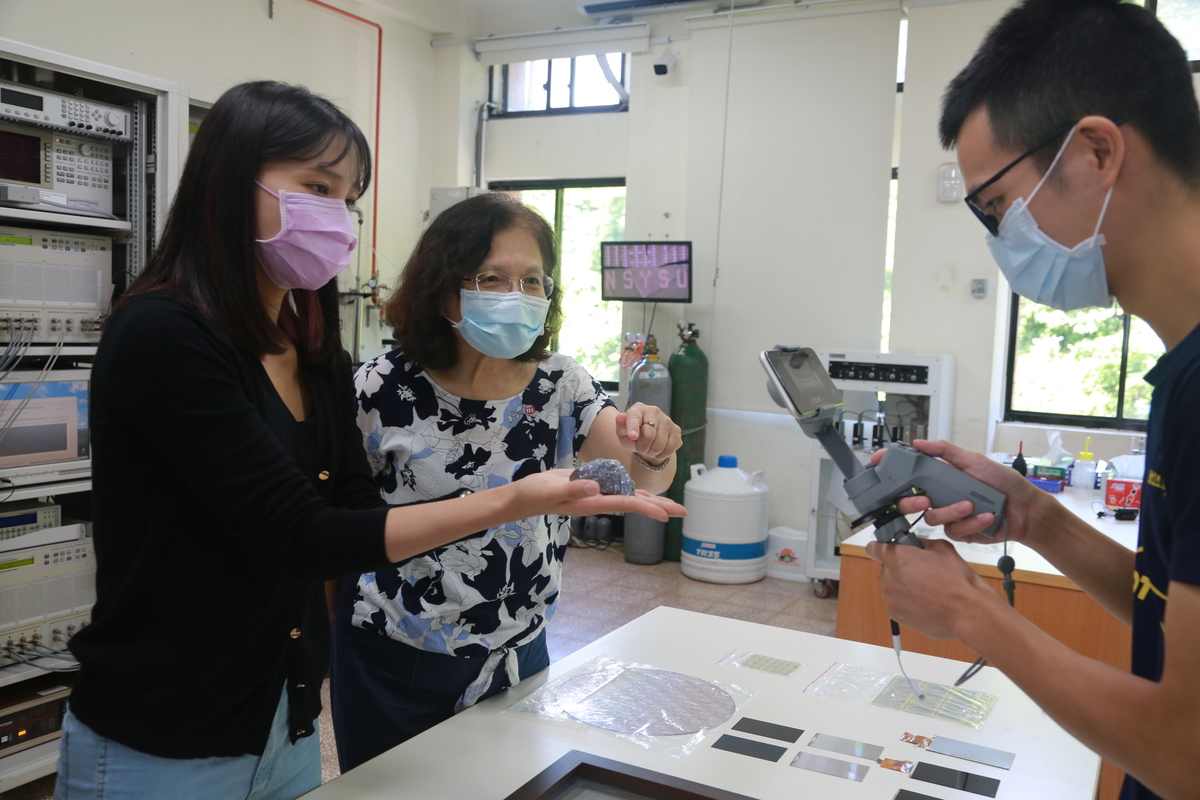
940, 0, 1200, 186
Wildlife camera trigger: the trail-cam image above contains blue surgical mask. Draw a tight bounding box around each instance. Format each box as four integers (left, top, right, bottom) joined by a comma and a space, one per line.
448, 289, 550, 359
985, 125, 1115, 311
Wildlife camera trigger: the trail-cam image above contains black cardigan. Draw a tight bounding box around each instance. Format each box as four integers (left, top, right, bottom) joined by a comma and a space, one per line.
68, 291, 390, 758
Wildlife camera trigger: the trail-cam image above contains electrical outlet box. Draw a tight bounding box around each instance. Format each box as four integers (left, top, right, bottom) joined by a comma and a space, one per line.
971, 279, 988, 299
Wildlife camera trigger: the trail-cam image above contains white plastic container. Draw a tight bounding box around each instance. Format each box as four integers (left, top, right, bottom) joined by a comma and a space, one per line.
1075, 437, 1098, 491
681, 455, 770, 584
766, 526, 808, 581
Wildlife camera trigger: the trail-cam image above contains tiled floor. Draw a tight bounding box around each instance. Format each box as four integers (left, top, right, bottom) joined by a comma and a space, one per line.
548, 543, 836, 663
3, 543, 836, 798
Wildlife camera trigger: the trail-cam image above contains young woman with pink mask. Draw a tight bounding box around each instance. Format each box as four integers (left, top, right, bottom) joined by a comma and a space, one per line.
55, 81, 683, 800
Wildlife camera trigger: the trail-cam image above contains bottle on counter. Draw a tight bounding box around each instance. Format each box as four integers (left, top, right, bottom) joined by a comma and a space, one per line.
1075, 437, 1098, 491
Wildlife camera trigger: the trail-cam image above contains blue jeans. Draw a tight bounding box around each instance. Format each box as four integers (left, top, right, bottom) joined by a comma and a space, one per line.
330, 620, 549, 772
54, 684, 319, 800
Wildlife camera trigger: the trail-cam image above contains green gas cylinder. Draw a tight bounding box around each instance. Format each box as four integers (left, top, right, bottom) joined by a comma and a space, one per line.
664, 321, 708, 561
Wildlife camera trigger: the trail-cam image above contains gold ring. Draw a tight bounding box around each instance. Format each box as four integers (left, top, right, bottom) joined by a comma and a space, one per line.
645, 419, 658, 428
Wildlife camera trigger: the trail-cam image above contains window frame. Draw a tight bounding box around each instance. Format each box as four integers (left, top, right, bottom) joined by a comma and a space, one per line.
488, 54, 629, 119
1004, 294, 1148, 432
1001, 1, 1196, 432
488, 177, 628, 391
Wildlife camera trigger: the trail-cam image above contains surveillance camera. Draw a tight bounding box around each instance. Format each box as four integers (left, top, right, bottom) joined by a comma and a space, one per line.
654, 50, 681, 76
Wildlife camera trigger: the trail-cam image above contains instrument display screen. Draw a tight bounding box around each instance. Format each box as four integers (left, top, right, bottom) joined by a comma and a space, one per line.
0, 129, 41, 185
600, 241, 692, 303
0, 88, 43, 112
0, 513, 37, 530
763, 348, 842, 416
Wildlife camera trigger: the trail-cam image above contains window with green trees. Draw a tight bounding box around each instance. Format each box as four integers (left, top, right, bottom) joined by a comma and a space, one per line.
1007, 300, 1160, 430
490, 180, 626, 388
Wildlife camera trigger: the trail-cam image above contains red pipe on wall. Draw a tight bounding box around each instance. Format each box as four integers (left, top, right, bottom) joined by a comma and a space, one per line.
299, 0, 382, 294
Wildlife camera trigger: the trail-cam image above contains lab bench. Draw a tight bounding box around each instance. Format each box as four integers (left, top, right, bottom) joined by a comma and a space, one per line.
836, 484, 1137, 800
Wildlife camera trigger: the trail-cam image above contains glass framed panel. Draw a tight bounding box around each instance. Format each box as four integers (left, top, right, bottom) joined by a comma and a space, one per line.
1010, 299, 1127, 418
1158, 0, 1200, 60
549, 58, 572, 109
1124, 315, 1162, 421
507, 60, 549, 113
574, 54, 623, 107
558, 186, 626, 385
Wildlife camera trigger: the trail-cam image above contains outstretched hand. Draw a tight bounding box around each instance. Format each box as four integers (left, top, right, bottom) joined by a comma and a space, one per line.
512, 470, 687, 521
871, 439, 1044, 545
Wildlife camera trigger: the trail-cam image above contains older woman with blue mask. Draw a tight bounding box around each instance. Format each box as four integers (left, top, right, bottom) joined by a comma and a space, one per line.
330, 193, 682, 770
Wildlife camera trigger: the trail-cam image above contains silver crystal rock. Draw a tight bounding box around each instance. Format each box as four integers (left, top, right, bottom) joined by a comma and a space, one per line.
570, 458, 636, 495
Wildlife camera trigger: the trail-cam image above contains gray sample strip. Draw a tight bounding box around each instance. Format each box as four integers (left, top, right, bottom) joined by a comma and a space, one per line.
789, 751, 870, 782
808, 732, 885, 761
731, 717, 804, 743
711, 734, 787, 763
928, 736, 1016, 770
911, 762, 1001, 798
894, 791, 943, 800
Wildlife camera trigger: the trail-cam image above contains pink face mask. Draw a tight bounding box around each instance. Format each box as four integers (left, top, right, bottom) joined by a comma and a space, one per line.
254, 181, 357, 291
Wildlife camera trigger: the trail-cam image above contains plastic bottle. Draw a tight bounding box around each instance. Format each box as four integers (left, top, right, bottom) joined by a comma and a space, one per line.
1075, 437, 1098, 491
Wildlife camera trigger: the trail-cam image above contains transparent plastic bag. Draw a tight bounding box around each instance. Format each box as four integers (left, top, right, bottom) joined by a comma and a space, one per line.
804, 664, 998, 729
803, 663, 893, 704
506, 654, 756, 757
718, 649, 806, 678
870, 675, 998, 729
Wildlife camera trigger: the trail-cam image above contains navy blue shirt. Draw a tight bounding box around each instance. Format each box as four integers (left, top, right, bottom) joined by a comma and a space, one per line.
1123, 321, 1200, 800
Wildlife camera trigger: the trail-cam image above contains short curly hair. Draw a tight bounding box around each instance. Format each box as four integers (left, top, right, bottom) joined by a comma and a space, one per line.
383, 193, 562, 369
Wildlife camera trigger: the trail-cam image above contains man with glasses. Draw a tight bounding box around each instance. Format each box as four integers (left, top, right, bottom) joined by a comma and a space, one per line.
865, 2, 1200, 798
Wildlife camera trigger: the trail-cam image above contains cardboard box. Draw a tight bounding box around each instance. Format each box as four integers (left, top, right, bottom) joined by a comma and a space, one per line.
1032, 465, 1067, 480
1105, 477, 1143, 510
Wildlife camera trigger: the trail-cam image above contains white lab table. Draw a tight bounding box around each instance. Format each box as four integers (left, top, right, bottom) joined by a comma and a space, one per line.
305, 606, 1099, 800
837, 484, 1135, 800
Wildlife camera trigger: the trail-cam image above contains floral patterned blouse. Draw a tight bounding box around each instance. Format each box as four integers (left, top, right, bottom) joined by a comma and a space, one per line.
349, 350, 613, 709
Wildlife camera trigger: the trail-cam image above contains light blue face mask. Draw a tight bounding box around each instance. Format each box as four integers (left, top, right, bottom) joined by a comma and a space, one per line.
985, 125, 1115, 311
449, 289, 550, 359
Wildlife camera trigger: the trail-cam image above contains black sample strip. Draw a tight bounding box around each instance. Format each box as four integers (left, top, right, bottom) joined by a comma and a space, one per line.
711, 734, 788, 762
894, 791, 944, 800
912, 762, 1002, 798
730, 717, 804, 743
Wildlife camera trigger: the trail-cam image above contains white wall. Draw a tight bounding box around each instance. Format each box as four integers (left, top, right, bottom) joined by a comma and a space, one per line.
0, 0, 449, 361
430, 43, 486, 189
463, 1, 902, 532
486, 113, 630, 181
888, 0, 1016, 454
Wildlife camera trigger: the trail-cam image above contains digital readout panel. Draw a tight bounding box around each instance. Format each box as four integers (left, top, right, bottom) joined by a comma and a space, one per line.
601, 241, 692, 303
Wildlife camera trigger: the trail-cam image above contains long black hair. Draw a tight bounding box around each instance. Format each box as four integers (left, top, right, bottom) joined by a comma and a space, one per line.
123, 81, 372, 364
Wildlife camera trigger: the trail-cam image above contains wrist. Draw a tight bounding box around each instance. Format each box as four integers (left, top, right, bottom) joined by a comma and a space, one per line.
498, 480, 530, 522
632, 452, 670, 471
951, 580, 1010, 656
1023, 487, 1067, 550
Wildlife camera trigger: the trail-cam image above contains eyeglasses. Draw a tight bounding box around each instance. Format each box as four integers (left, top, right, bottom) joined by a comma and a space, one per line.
964, 120, 1080, 236
463, 270, 555, 298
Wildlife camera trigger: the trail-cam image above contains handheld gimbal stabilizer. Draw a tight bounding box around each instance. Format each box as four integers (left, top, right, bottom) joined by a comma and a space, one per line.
760, 346, 1006, 548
